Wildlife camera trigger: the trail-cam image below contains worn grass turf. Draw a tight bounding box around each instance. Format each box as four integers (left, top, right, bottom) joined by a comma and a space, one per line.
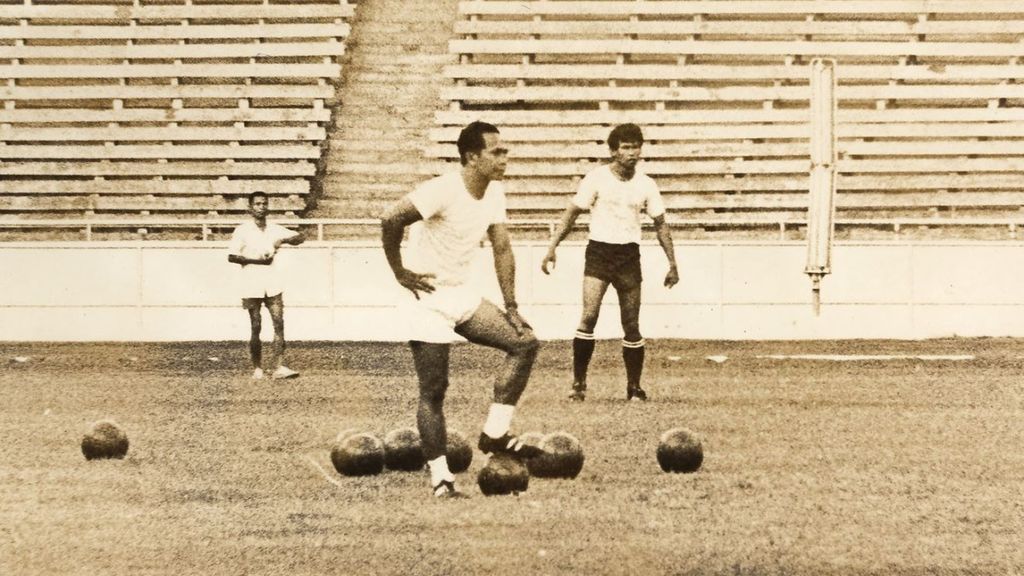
1, 340, 1023, 576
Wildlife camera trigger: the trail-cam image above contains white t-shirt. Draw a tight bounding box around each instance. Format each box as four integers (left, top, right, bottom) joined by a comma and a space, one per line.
405, 172, 507, 287
227, 220, 297, 298
571, 164, 666, 245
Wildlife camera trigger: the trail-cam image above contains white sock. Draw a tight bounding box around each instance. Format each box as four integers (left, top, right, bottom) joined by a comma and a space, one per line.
428, 455, 454, 487
482, 403, 515, 438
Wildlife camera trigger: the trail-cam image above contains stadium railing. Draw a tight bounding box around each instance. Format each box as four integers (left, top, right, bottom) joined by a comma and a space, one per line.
3, 216, 1024, 242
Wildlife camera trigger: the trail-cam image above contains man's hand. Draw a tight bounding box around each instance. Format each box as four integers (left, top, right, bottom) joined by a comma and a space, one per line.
395, 269, 436, 299
505, 306, 532, 336
254, 248, 276, 265
540, 248, 557, 275
664, 265, 679, 288
241, 252, 274, 266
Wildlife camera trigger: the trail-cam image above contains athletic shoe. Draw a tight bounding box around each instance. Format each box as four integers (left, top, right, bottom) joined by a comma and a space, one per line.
568, 386, 586, 402
627, 386, 648, 401
251, 367, 265, 381
478, 432, 544, 459
272, 366, 299, 380
432, 479, 468, 499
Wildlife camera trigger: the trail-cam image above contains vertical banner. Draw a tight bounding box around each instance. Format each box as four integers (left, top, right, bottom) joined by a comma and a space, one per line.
806, 58, 837, 315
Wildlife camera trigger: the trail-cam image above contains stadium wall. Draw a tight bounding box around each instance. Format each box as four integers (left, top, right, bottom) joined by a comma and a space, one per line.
1, 241, 1022, 342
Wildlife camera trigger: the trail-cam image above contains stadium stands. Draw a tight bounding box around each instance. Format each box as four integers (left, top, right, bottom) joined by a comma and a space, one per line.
0, 0, 354, 223
5, 1, 1024, 239
437, 1, 1024, 237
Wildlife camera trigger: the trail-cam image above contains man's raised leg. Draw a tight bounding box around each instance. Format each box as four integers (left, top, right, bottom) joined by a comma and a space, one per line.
456, 300, 542, 459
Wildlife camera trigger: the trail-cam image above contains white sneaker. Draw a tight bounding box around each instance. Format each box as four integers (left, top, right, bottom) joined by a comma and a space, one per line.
272, 366, 299, 380
433, 479, 468, 499
251, 367, 265, 380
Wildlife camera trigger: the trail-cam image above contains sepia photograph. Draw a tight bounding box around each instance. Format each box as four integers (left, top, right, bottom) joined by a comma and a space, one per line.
2, 0, 1023, 574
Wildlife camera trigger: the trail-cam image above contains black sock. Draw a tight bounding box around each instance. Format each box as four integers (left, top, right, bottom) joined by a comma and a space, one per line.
622, 339, 645, 389
572, 331, 595, 388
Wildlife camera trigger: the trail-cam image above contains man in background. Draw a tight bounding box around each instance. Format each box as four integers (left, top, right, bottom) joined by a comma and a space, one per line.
542, 124, 679, 402
228, 191, 305, 380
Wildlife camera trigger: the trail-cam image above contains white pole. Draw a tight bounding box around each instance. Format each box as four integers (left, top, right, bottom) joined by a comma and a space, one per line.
806, 58, 837, 315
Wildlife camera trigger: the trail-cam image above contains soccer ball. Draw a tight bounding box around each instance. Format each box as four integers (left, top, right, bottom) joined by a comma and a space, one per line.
383, 426, 425, 471
657, 428, 704, 473
477, 453, 529, 496
446, 428, 473, 473
330, 432, 385, 477
81, 420, 129, 460
527, 431, 584, 479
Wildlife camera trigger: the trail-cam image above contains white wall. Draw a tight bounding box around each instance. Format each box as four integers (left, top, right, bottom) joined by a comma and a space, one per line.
1, 240, 1023, 341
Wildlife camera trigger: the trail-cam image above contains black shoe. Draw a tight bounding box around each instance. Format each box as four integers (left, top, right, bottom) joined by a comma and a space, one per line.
568, 386, 586, 402
627, 386, 648, 401
478, 432, 544, 459
432, 479, 468, 499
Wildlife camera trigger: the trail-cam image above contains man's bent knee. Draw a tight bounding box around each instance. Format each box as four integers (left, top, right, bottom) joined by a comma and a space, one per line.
512, 332, 540, 357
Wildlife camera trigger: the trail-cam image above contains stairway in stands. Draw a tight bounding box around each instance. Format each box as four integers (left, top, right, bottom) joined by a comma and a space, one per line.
316, 0, 460, 221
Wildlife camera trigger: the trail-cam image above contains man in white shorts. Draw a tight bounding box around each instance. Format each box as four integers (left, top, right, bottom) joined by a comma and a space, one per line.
228, 191, 305, 380
541, 124, 679, 402
381, 121, 543, 498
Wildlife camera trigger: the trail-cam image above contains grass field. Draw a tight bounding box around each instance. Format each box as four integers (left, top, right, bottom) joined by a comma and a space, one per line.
2, 339, 1023, 576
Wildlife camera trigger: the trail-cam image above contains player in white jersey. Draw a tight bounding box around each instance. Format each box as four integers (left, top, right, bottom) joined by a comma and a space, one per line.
381, 121, 543, 498
542, 124, 679, 401
228, 191, 305, 381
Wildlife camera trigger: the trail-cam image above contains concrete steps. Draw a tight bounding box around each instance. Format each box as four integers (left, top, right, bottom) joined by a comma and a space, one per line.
312, 0, 460, 219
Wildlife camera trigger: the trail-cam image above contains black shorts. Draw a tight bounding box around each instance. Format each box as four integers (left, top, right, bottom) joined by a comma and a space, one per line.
583, 240, 642, 291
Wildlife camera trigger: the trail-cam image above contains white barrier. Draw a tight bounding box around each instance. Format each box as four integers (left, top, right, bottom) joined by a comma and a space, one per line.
1, 240, 1023, 341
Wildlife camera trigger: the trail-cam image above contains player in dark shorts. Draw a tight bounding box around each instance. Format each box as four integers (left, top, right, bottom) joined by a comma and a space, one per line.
542, 124, 679, 401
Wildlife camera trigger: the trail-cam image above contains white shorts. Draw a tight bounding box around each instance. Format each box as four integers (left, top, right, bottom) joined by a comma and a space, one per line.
401, 283, 484, 343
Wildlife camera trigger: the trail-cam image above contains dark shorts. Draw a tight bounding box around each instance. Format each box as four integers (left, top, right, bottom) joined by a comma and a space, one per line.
241, 292, 283, 310
583, 240, 642, 291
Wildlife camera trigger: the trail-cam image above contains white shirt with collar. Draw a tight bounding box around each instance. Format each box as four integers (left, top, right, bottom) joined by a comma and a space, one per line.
228, 220, 297, 298
572, 164, 666, 245
405, 171, 507, 288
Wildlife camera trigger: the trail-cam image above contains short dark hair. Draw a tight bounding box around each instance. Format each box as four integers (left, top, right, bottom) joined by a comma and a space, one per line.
457, 121, 500, 165
608, 123, 644, 150
248, 190, 268, 205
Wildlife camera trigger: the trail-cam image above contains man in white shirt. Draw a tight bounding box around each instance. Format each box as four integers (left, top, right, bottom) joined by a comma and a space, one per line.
228, 191, 305, 380
381, 121, 543, 498
541, 124, 679, 402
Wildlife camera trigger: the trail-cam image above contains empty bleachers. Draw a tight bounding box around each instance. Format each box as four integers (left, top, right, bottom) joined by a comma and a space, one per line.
436, 1, 1024, 238
0, 0, 354, 223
